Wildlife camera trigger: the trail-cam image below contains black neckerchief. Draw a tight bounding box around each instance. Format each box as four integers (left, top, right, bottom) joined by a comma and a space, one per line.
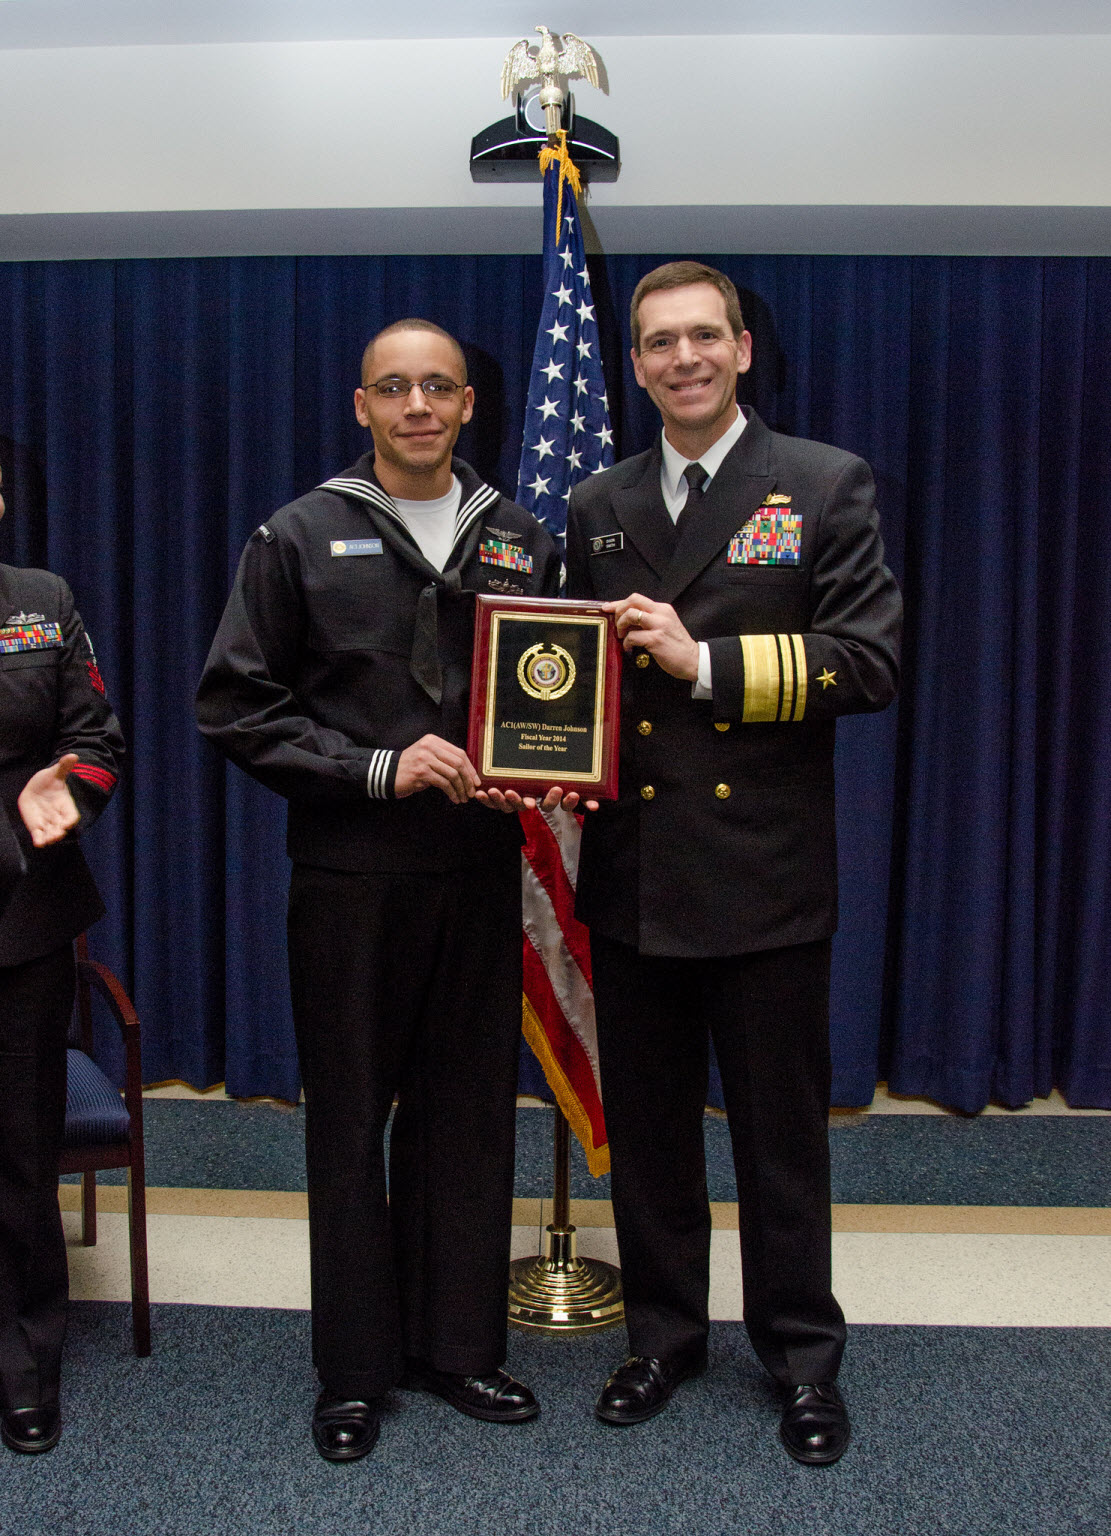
318, 456, 500, 705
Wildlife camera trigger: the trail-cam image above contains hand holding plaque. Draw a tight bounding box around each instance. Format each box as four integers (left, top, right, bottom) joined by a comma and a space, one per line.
467, 595, 621, 800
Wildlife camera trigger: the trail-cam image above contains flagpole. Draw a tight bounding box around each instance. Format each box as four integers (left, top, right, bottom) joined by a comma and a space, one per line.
505, 86, 622, 1333
508, 1105, 623, 1332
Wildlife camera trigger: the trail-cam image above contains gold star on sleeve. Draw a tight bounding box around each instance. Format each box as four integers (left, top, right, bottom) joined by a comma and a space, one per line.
817, 668, 837, 690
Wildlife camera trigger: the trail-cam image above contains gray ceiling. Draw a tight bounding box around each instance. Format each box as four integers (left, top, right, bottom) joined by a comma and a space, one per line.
0, 0, 1107, 49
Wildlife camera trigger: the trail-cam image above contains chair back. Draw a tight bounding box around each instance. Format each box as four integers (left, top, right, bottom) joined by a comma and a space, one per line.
62, 931, 151, 1356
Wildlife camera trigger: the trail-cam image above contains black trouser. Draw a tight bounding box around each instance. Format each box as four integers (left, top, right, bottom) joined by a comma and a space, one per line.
288, 863, 523, 1401
590, 934, 845, 1388
0, 944, 75, 1411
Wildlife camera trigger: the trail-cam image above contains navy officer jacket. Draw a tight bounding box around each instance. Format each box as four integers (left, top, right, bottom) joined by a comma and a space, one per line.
566, 409, 902, 958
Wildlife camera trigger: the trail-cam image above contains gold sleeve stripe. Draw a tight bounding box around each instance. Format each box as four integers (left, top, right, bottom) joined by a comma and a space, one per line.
740, 633, 781, 722
775, 632, 794, 721
790, 633, 807, 720
739, 633, 807, 723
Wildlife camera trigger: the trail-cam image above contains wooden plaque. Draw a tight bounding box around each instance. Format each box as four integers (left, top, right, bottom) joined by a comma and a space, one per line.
468, 595, 622, 800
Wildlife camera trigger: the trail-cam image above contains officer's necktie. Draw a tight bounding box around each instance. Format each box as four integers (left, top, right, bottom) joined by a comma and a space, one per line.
675, 461, 709, 535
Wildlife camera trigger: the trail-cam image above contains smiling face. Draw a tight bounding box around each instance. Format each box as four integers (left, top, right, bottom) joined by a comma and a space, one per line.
354, 328, 474, 499
631, 283, 752, 459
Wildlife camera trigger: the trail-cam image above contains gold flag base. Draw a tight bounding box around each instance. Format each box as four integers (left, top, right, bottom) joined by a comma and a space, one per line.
509, 1106, 623, 1333
508, 1223, 624, 1333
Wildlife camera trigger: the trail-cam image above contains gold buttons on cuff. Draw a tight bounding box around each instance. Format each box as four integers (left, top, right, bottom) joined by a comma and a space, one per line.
715, 783, 731, 799
641, 785, 655, 801
635, 653, 650, 668
637, 720, 652, 736
714, 721, 730, 732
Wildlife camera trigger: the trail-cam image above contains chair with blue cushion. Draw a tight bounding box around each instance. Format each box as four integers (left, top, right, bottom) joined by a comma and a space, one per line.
58, 934, 150, 1356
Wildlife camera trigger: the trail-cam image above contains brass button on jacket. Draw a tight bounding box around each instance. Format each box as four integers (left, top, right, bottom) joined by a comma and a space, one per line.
714, 721, 730, 732
641, 785, 655, 801
715, 783, 731, 800
637, 720, 652, 736
635, 653, 650, 668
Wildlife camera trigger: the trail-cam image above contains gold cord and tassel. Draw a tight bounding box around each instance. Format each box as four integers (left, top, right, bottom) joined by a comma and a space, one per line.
538, 129, 583, 234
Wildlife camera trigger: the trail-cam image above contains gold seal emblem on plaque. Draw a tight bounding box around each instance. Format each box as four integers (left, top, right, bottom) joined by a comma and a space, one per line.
517, 641, 576, 701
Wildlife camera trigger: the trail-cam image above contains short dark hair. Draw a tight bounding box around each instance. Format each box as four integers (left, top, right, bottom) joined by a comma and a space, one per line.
629, 262, 745, 352
361, 319, 467, 385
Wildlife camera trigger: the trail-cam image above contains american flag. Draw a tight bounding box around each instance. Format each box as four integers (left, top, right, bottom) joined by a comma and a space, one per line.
516, 150, 611, 1176
516, 158, 615, 543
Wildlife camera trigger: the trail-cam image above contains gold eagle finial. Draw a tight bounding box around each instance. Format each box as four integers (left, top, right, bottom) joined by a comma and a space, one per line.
500, 25, 601, 137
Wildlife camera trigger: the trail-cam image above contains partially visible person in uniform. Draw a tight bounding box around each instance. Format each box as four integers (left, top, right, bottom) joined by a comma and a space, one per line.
565, 263, 901, 1465
197, 320, 561, 1462
0, 805, 25, 919
0, 464, 125, 1455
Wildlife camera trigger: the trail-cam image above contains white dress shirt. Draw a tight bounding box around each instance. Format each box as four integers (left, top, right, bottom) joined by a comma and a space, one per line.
658, 406, 748, 697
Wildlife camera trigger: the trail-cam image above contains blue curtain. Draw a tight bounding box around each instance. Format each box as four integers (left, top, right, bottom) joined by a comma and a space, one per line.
0, 253, 1107, 1112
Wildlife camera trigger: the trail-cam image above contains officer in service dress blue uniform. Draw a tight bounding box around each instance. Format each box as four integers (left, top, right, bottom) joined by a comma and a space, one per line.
566, 264, 901, 1465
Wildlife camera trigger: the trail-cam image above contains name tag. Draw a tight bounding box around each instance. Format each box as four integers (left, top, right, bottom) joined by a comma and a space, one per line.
0, 621, 63, 654
590, 532, 624, 555
331, 539, 383, 557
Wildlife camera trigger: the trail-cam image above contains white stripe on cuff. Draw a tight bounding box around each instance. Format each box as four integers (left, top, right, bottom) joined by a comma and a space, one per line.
366, 749, 395, 799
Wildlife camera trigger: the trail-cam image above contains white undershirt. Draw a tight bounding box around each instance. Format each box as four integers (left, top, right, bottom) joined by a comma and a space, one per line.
390, 477, 462, 573
657, 407, 748, 698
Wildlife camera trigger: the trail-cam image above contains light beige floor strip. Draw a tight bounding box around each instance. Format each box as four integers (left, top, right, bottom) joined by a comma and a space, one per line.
59, 1185, 1111, 1236
62, 1211, 1111, 1326
58, 1185, 310, 1220
831, 1204, 1111, 1235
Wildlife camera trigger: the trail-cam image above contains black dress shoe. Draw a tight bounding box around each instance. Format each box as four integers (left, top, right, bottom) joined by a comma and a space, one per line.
403, 1360, 539, 1422
311, 1393, 381, 1462
595, 1349, 707, 1426
779, 1382, 851, 1465
1, 1404, 62, 1455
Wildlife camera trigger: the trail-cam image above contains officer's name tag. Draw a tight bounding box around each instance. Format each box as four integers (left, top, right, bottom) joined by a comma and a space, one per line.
590, 532, 624, 555
331, 539, 383, 557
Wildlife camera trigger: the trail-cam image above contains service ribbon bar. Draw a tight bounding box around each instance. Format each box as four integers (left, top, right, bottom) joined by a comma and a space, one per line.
0, 621, 63, 654
479, 538, 534, 573
729, 509, 802, 566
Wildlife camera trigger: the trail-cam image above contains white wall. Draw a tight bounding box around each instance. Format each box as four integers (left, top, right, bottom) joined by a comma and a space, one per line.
1, 32, 1109, 255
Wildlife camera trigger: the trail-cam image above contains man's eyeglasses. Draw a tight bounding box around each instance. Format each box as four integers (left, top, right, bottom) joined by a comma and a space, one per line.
363, 377, 465, 399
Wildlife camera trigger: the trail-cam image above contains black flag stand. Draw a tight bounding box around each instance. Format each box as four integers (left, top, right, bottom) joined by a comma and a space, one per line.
508, 1106, 623, 1333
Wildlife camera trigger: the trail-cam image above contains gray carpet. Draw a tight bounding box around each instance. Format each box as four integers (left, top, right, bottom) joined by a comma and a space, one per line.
63, 1100, 1111, 1207
4, 1304, 1108, 1536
